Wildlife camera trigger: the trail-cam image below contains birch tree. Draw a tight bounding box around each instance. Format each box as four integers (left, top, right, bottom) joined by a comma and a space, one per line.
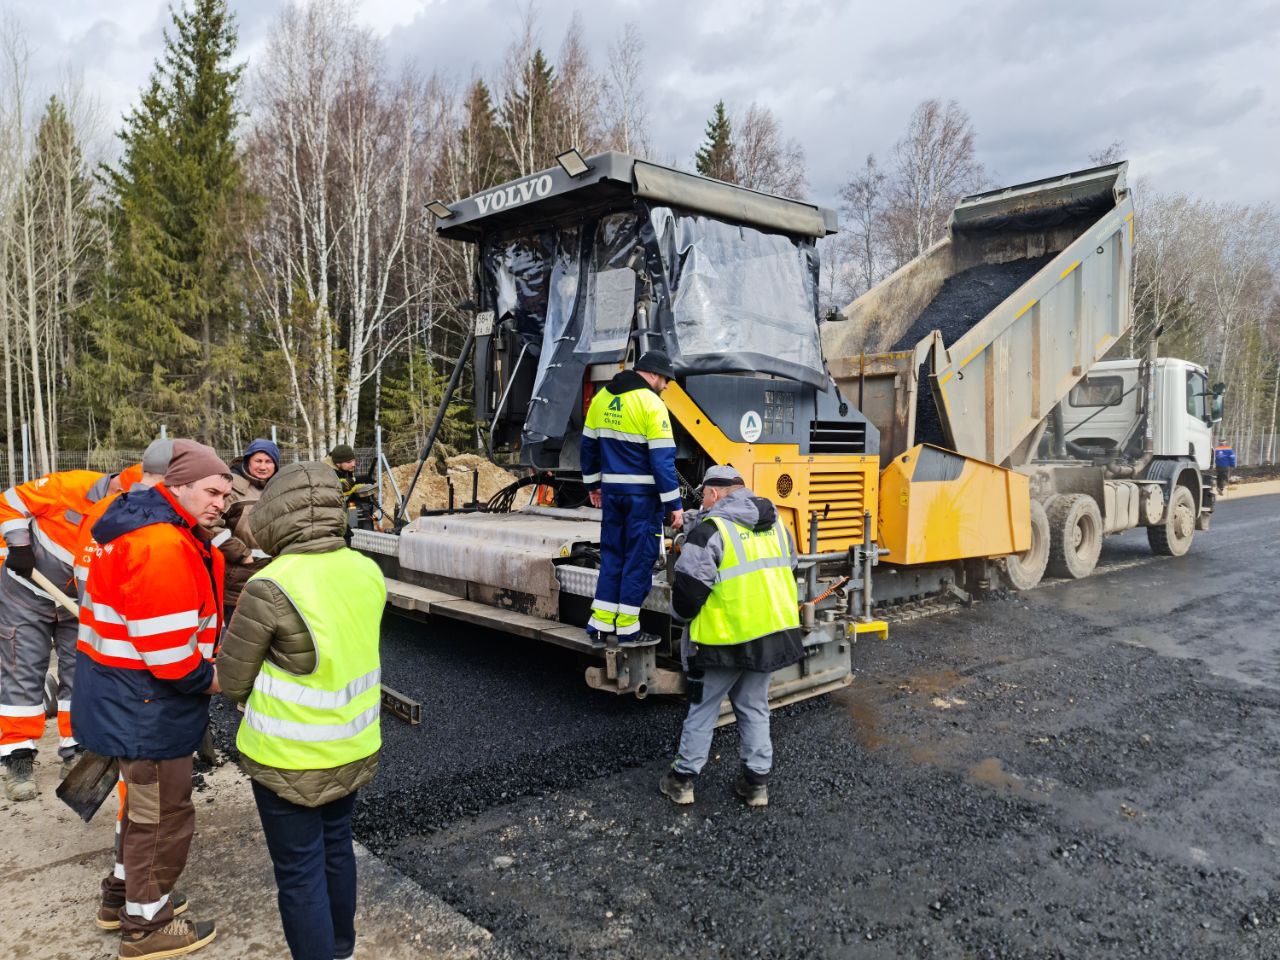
883, 98, 984, 264
602, 22, 650, 155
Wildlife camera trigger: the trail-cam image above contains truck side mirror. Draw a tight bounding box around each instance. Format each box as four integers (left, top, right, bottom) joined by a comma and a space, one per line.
1210, 395, 1224, 424
1212, 382, 1226, 395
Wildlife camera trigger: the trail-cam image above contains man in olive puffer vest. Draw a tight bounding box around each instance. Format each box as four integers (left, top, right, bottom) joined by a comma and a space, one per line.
216, 461, 385, 960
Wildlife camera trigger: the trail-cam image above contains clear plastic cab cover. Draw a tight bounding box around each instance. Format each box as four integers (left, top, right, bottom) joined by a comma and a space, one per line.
479, 205, 826, 446
649, 207, 825, 388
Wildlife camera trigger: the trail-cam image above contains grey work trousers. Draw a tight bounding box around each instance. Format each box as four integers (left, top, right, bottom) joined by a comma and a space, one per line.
674, 666, 773, 778
0, 569, 77, 758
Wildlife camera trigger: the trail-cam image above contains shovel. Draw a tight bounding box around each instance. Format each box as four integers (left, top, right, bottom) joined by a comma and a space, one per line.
56, 749, 119, 822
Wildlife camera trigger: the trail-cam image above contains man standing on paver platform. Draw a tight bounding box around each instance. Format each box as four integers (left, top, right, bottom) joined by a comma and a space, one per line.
75, 440, 231, 958
659, 465, 803, 808
580, 350, 685, 644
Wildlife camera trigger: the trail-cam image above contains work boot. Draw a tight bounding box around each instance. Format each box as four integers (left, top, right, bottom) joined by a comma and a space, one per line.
585, 626, 610, 648
98, 893, 189, 931
61, 747, 84, 780
659, 769, 694, 805
3, 748, 38, 802
735, 770, 769, 808
118, 916, 215, 958
615, 631, 653, 648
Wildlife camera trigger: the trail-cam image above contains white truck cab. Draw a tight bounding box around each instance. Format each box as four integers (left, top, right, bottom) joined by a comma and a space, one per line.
1061, 358, 1221, 470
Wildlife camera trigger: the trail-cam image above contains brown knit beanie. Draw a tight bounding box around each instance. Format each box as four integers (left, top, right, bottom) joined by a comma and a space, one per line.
164, 439, 231, 487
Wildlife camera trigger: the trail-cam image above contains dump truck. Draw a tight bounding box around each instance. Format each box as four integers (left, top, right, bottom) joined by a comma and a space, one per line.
823, 161, 1222, 599
358, 152, 886, 706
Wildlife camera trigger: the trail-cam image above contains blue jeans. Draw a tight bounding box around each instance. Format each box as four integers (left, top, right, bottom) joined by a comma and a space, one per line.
251, 780, 358, 960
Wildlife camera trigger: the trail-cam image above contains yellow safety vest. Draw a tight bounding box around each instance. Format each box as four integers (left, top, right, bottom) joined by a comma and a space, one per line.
237, 550, 386, 770
689, 515, 799, 646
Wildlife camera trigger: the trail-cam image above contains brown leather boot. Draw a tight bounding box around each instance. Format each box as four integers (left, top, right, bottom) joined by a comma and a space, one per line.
118, 916, 215, 958
98, 892, 188, 931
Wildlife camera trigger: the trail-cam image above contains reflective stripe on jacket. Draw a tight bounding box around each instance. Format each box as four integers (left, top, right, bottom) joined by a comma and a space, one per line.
689, 515, 799, 647
236, 550, 385, 771
581, 369, 681, 506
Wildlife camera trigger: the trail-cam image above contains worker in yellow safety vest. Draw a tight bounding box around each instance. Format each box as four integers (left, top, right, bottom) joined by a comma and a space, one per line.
659, 465, 804, 808
217, 461, 385, 960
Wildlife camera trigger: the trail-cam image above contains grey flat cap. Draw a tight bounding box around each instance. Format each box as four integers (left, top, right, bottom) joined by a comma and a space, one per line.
699, 464, 743, 489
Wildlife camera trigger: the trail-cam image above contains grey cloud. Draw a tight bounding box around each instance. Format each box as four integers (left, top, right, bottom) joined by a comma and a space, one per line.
9, 0, 1278, 211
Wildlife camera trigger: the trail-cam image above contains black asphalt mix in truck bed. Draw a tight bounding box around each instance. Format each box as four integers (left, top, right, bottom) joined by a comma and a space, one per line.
889, 255, 1055, 353
888, 254, 1054, 447
212, 490, 1280, 959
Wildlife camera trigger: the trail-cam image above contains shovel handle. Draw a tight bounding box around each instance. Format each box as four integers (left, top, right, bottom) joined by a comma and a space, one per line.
30, 569, 80, 618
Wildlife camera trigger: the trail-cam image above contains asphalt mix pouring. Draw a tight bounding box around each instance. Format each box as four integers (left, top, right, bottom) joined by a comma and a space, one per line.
211, 487, 1280, 959
886, 255, 1055, 447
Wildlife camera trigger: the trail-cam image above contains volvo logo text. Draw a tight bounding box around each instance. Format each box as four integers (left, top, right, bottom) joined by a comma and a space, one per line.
474, 174, 554, 214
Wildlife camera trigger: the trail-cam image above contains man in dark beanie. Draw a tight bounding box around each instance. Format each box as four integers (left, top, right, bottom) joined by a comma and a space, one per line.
323, 444, 360, 515
75, 439, 231, 957
580, 350, 684, 644
213, 438, 282, 622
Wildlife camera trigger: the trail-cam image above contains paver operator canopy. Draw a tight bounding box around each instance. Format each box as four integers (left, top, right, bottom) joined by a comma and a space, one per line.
434, 150, 877, 478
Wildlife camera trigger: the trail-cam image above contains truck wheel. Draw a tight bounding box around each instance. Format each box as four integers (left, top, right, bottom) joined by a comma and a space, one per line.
1047, 494, 1103, 579
1148, 485, 1196, 556
1000, 499, 1050, 590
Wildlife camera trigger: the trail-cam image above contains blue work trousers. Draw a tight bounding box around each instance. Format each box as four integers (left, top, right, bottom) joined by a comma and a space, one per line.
589, 493, 663, 636
251, 780, 359, 960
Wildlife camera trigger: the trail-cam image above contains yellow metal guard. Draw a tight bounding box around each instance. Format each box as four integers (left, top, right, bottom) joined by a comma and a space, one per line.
878, 444, 1030, 565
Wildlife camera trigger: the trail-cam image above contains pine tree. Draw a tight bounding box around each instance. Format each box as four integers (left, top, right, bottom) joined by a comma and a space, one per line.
84, 0, 248, 445
462, 79, 513, 194
695, 100, 736, 183
500, 48, 557, 174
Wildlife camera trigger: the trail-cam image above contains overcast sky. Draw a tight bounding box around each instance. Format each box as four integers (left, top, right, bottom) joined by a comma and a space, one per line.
11, 0, 1280, 212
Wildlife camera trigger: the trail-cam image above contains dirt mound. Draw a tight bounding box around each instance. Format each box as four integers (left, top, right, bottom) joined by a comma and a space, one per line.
379, 454, 517, 518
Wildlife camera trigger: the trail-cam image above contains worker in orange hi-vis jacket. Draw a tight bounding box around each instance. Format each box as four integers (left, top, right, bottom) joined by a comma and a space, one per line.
0, 466, 108, 801
74, 440, 229, 957
72, 441, 173, 597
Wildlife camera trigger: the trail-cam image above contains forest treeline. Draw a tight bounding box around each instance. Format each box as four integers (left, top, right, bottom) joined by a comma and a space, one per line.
0, 1, 1274, 479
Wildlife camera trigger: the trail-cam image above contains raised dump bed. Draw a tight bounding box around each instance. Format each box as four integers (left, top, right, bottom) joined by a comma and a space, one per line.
825, 162, 1134, 469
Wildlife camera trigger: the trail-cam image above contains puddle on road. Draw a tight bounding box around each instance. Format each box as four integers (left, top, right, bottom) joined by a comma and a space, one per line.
898, 669, 964, 697
968, 757, 1022, 793
839, 667, 973, 753
846, 698, 885, 750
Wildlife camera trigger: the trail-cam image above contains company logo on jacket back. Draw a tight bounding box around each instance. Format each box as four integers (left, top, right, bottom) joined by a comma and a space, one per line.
475, 174, 554, 214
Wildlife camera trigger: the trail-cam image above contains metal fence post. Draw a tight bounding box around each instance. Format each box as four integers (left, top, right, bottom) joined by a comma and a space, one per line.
160, 424, 168, 440
375, 424, 383, 517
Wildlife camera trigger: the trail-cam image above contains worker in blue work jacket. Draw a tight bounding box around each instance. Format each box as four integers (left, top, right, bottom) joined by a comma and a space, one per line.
581, 351, 685, 644
1214, 443, 1235, 494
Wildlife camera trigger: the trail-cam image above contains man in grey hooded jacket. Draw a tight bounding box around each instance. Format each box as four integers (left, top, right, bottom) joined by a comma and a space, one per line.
660, 465, 804, 808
